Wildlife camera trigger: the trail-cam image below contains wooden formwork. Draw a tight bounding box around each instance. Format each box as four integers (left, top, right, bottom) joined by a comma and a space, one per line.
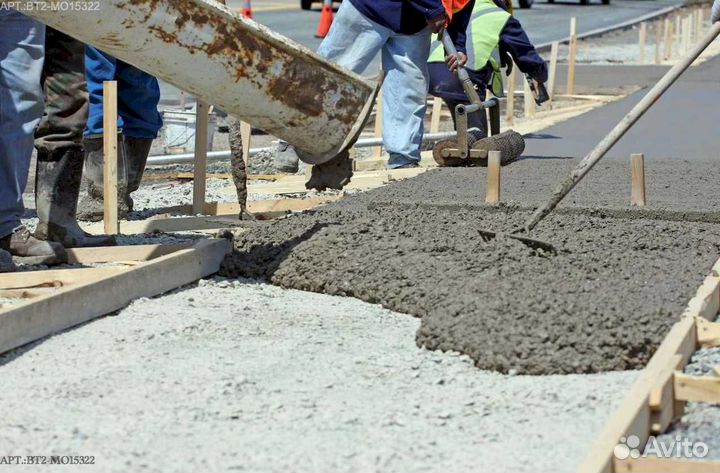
0, 239, 230, 356
579, 258, 720, 473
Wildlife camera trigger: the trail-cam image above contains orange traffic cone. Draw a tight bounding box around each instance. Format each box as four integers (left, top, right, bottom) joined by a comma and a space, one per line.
315, 0, 333, 39
241, 0, 252, 19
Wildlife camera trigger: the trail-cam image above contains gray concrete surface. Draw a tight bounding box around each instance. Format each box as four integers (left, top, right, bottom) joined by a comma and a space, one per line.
0, 278, 636, 473
525, 55, 720, 161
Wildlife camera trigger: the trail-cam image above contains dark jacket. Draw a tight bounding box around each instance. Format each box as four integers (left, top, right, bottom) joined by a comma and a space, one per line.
349, 0, 473, 52
429, 16, 548, 101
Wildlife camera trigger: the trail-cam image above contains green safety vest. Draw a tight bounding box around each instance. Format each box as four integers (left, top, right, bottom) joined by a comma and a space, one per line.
429, 0, 511, 97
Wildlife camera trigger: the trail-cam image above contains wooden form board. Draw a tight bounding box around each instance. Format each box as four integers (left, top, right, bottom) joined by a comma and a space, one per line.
0, 239, 230, 355
103, 81, 119, 235
578, 257, 720, 473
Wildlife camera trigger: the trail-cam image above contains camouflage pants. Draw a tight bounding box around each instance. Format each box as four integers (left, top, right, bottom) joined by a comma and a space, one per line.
34, 27, 88, 153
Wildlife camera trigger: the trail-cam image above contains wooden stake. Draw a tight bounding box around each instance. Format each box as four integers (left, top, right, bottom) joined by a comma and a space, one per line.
664, 18, 673, 60
240, 121, 252, 167
486, 150, 501, 204
654, 22, 663, 64
372, 88, 383, 159
103, 80, 119, 235
547, 41, 559, 103
430, 96, 443, 133
566, 17, 578, 96
639, 22, 647, 64
506, 65, 516, 125
523, 78, 535, 118
630, 153, 646, 207
192, 100, 209, 215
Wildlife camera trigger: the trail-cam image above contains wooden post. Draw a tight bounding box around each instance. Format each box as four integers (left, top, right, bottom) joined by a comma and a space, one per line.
372, 88, 383, 159
639, 22, 647, 64
192, 100, 209, 215
654, 22, 663, 64
240, 121, 252, 167
523, 78, 535, 118
566, 17, 578, 95
430, 96, 443, 133
664, 18, 672, 60
103, 81, 119, 235
506, 65, 516, 125
486, 151, 501, 204
630, 153, 646, 207
547, 41, 559, 103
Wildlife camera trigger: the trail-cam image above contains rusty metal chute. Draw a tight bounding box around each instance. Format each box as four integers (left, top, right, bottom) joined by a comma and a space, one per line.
18, 0, 378, 164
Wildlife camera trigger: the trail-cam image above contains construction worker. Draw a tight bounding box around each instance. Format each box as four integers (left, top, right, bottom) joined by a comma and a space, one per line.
34, 29, 115, 247
0, 9, 67, 272
428, 0, 547, 137
276, 0, 475, 172
713, 0, 720, 23
77, 47, 162, 221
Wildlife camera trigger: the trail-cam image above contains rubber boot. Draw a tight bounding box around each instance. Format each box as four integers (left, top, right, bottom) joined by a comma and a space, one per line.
34, 148, 116, 247
0, 226, 67, 265
76, 135, 130, 222
275, 140, 300, 174
0, 248, 15, 273
123, 136, 153, 212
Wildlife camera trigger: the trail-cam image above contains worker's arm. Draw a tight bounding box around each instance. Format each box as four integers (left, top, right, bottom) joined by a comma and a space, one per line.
713, 0, 720, 23
408, 0, 448, 32
498, 17, 548, 83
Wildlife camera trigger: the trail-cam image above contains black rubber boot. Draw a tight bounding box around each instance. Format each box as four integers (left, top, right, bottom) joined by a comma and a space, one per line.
0, 248, 15, 273
34, 148, 116, 247
123, 136, 153, 212
76, 135, 130, 222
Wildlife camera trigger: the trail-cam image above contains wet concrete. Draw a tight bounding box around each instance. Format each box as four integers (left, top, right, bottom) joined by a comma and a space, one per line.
220, 160, 720, 374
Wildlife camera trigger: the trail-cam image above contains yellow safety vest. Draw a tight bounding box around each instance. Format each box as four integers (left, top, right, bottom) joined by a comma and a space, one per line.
429, 0, 511, 97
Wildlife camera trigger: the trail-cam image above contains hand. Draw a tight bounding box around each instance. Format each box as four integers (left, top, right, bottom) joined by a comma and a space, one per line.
713, 0, 720, 23
446, 52, 468, 73
427, 14, 447, 34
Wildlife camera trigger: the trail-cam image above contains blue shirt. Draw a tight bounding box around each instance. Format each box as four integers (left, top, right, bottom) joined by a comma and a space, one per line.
349, 0, 472, 52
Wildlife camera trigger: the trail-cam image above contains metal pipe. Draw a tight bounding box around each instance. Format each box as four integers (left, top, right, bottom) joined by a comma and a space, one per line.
146, 131, 461, 166
15, 0, 377, 165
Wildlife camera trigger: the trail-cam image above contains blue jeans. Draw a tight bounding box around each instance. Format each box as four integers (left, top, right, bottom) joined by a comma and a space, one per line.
317, 0, 431, 168
0, 10, 45, 239
84, 47, 162, 139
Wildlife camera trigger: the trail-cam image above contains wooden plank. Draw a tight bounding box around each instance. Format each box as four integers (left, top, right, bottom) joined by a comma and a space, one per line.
639, 22, 647, 64
547, 42, 559, 103
697, 317, 720, 348
373, 88, 384, 159
506, 65, 516, 125
664, 18, 673, 60
630, 153, 646, 207
193, 100, 210, 215
616, 457, 720, 473
674, 372, 720, 403
655, 22, 663, 64
66, 244, 192, 264
649, 354, 683, 434
103, 81, 119, 235
240, 121, 252, 168
430, 96, 443, 133
567, 17, 578, 96
0, 239, 230, 355
0, 267, 128, 292
486, 151, 501, 204
523, 78, 536, 118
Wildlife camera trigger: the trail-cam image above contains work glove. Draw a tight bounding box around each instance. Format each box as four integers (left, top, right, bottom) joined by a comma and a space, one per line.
713, 0, 720, 23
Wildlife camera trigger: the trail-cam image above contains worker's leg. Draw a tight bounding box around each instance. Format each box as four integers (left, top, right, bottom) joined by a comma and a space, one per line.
381, 28, 432, 169
316, 0, 390, 74
77, 46, 120, 221
0, 11, 65, 263
34, 28, 114, 247
116, 61, 162, 212
273, 0, 390, 173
